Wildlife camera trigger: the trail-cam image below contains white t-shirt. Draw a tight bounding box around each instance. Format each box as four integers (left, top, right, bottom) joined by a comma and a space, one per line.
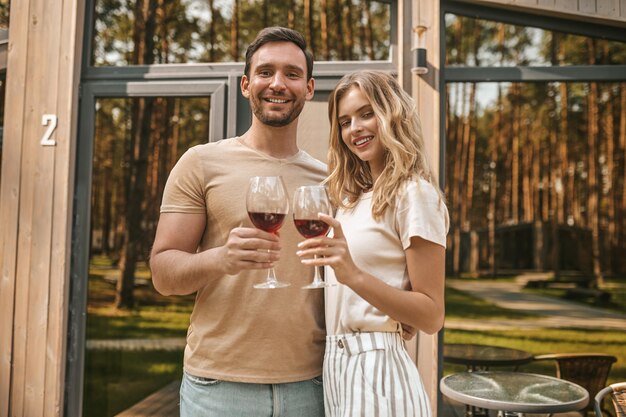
325, 178, 449, 336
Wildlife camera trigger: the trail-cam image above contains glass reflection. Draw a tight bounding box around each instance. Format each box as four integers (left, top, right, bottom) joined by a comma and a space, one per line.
445, 81, 626, 283
0, 2, 8, 29
92, 0, 391, 66
84, 96, 208, 416
445, 13, 626, 67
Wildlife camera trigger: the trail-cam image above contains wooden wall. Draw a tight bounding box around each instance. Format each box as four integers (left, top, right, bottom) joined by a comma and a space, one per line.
0, 0, 85, 416
0, 0, 623, 415
461, 0, 626, 25
412, 1, 443, 414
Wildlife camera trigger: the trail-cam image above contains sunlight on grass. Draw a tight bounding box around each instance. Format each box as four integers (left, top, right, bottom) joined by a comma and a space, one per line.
524, 284, 626, 314
86, 305, 192, 339
444, 328, 626, 385
445, 286, 536, 320
83, 350, 183, 417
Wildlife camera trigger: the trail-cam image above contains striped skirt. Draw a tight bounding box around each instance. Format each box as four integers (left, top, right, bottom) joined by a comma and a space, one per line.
323, 332, 432, 417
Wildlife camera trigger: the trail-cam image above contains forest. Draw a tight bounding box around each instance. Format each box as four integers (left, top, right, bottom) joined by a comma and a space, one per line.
88, 0, 392, 309
444, 15, 626, 287
83, 2, 626, 309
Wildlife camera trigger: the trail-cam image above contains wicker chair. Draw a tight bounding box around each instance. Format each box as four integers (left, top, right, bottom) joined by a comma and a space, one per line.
533, 353, 617, 416
594, 382, 626, 417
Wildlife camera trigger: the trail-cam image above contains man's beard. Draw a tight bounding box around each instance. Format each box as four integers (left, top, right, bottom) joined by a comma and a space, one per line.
251, 95, 305, 127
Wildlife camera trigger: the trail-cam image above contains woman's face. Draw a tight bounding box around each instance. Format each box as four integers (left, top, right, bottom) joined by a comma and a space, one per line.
337, 86, 385, 178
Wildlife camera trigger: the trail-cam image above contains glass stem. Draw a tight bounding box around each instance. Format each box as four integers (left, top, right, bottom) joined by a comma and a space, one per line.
267, 249, 278, 284
312, 255, 323, 285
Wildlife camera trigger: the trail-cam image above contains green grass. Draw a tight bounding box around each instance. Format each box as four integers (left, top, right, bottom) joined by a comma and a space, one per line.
86, 304, 192, 340
84, 260, 624, 415
83, 350, 183, 417
445, 286, 536, 320
524, 283, 626, 314
84, 269, 193, 415
444, 328, 626, 385
444, 283, 626, 387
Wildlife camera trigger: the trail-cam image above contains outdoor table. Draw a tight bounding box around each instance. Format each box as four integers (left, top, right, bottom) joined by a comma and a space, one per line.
444, 344, 534, 371
440, 371, 589, 417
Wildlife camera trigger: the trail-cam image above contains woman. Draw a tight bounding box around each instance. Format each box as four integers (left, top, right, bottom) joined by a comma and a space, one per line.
296, 70, 449, 417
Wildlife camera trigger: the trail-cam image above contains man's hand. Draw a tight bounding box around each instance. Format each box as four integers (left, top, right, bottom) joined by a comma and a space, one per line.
220, 227, 281, 275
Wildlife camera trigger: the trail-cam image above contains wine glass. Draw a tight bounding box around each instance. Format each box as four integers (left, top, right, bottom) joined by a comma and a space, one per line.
246, 176, 291, 289
293, 185, 335, 289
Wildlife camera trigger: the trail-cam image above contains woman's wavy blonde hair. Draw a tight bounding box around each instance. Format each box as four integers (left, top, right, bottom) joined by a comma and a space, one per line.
326, 70, 442, 220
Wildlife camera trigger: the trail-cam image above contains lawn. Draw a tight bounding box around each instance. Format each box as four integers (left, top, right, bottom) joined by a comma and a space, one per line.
445, 286, 536, 320
84, 267, 193, 415
83, 265, 625, 415
524, 279, 626, 314
443, 287, 626, 385
83, 349, 183, 417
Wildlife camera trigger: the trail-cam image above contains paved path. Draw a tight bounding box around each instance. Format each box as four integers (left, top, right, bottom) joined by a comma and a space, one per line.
445, 279, 626, 331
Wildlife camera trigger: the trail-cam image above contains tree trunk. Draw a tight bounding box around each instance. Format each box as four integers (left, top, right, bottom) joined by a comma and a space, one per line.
620, 84, 626, 275
304, 0, 315, 55
230, 0, 239, 60
334, 0, 345, 59
602, 44, 616, 275
488, 86, 503, 277
262, 0, 269, 27
452, 84, 468, 274
343, 0, 354, 60
464, 83, 477, 230
116, 0, 158, 309
208, 0, 216, 61
320, 0, 329, 60
586, 39, 603, 287
362, 0, 374, 59
529, 101, 543, 269
511, 84, 520, 223
288, 0, 296, 29
604, 84, 615, 275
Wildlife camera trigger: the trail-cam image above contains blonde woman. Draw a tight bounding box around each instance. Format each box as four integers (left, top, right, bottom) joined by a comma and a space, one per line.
297, 70, 449, 417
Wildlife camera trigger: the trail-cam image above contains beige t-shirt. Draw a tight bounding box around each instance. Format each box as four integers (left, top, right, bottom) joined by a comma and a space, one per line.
325, 179, 449, 335
160, 137, 327, 383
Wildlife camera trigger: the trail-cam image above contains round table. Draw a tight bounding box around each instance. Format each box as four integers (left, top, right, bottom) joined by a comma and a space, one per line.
444, 344, 534, 371
440, 371, 589, 417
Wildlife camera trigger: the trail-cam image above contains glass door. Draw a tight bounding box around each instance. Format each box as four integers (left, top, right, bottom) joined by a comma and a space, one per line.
69, 81, 226, 417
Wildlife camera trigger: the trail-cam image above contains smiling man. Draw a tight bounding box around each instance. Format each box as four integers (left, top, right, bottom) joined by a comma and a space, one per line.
150, 27, 327, 417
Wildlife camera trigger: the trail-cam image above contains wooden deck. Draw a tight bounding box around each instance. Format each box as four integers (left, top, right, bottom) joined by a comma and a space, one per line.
115, 380, 180, 417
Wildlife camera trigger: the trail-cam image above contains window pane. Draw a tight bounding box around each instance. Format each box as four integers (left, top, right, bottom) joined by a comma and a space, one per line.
84, 96, 209, 416
0, 1, 8, 29
92, 0, 391, 66
445, 13, 626, 67
0, 0, 7, 177
445, 81, 626, 277
0, 75, 4, 176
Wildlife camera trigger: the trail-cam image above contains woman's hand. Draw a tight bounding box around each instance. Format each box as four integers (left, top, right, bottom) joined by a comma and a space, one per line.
296, 213, 362, 286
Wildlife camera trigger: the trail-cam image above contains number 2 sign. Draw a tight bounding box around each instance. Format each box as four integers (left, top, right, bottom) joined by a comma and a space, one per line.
41, 114, 57, 146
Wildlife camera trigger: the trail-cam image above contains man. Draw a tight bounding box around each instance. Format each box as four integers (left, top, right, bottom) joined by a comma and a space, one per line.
150, 27, 326, 416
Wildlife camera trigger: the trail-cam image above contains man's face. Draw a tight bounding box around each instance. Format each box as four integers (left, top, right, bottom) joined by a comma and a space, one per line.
241, 41, 314, 127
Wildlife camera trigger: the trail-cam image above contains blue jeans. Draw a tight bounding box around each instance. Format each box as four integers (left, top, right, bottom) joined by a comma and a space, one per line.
180, 371, 324, 417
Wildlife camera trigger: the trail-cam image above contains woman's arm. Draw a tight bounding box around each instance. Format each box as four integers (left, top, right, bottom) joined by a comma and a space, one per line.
297, 213, 445, 334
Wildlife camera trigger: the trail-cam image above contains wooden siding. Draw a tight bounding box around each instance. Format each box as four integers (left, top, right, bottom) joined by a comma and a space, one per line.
413, 0, 443, 415
460, 0, 626, 26
0, 0, 85, 416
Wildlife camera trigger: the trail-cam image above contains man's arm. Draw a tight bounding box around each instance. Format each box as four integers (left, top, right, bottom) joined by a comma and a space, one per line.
150, 212, 281, 296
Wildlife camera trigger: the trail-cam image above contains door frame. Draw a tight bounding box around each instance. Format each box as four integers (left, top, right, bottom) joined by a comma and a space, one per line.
66, 79, 228, 417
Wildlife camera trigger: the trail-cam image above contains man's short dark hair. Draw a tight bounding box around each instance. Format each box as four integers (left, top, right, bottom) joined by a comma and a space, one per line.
244, 27, 314, 80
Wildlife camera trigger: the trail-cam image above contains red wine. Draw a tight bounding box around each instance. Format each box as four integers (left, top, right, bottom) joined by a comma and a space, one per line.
294, 219, 330, 238
248, 212, 286, 233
